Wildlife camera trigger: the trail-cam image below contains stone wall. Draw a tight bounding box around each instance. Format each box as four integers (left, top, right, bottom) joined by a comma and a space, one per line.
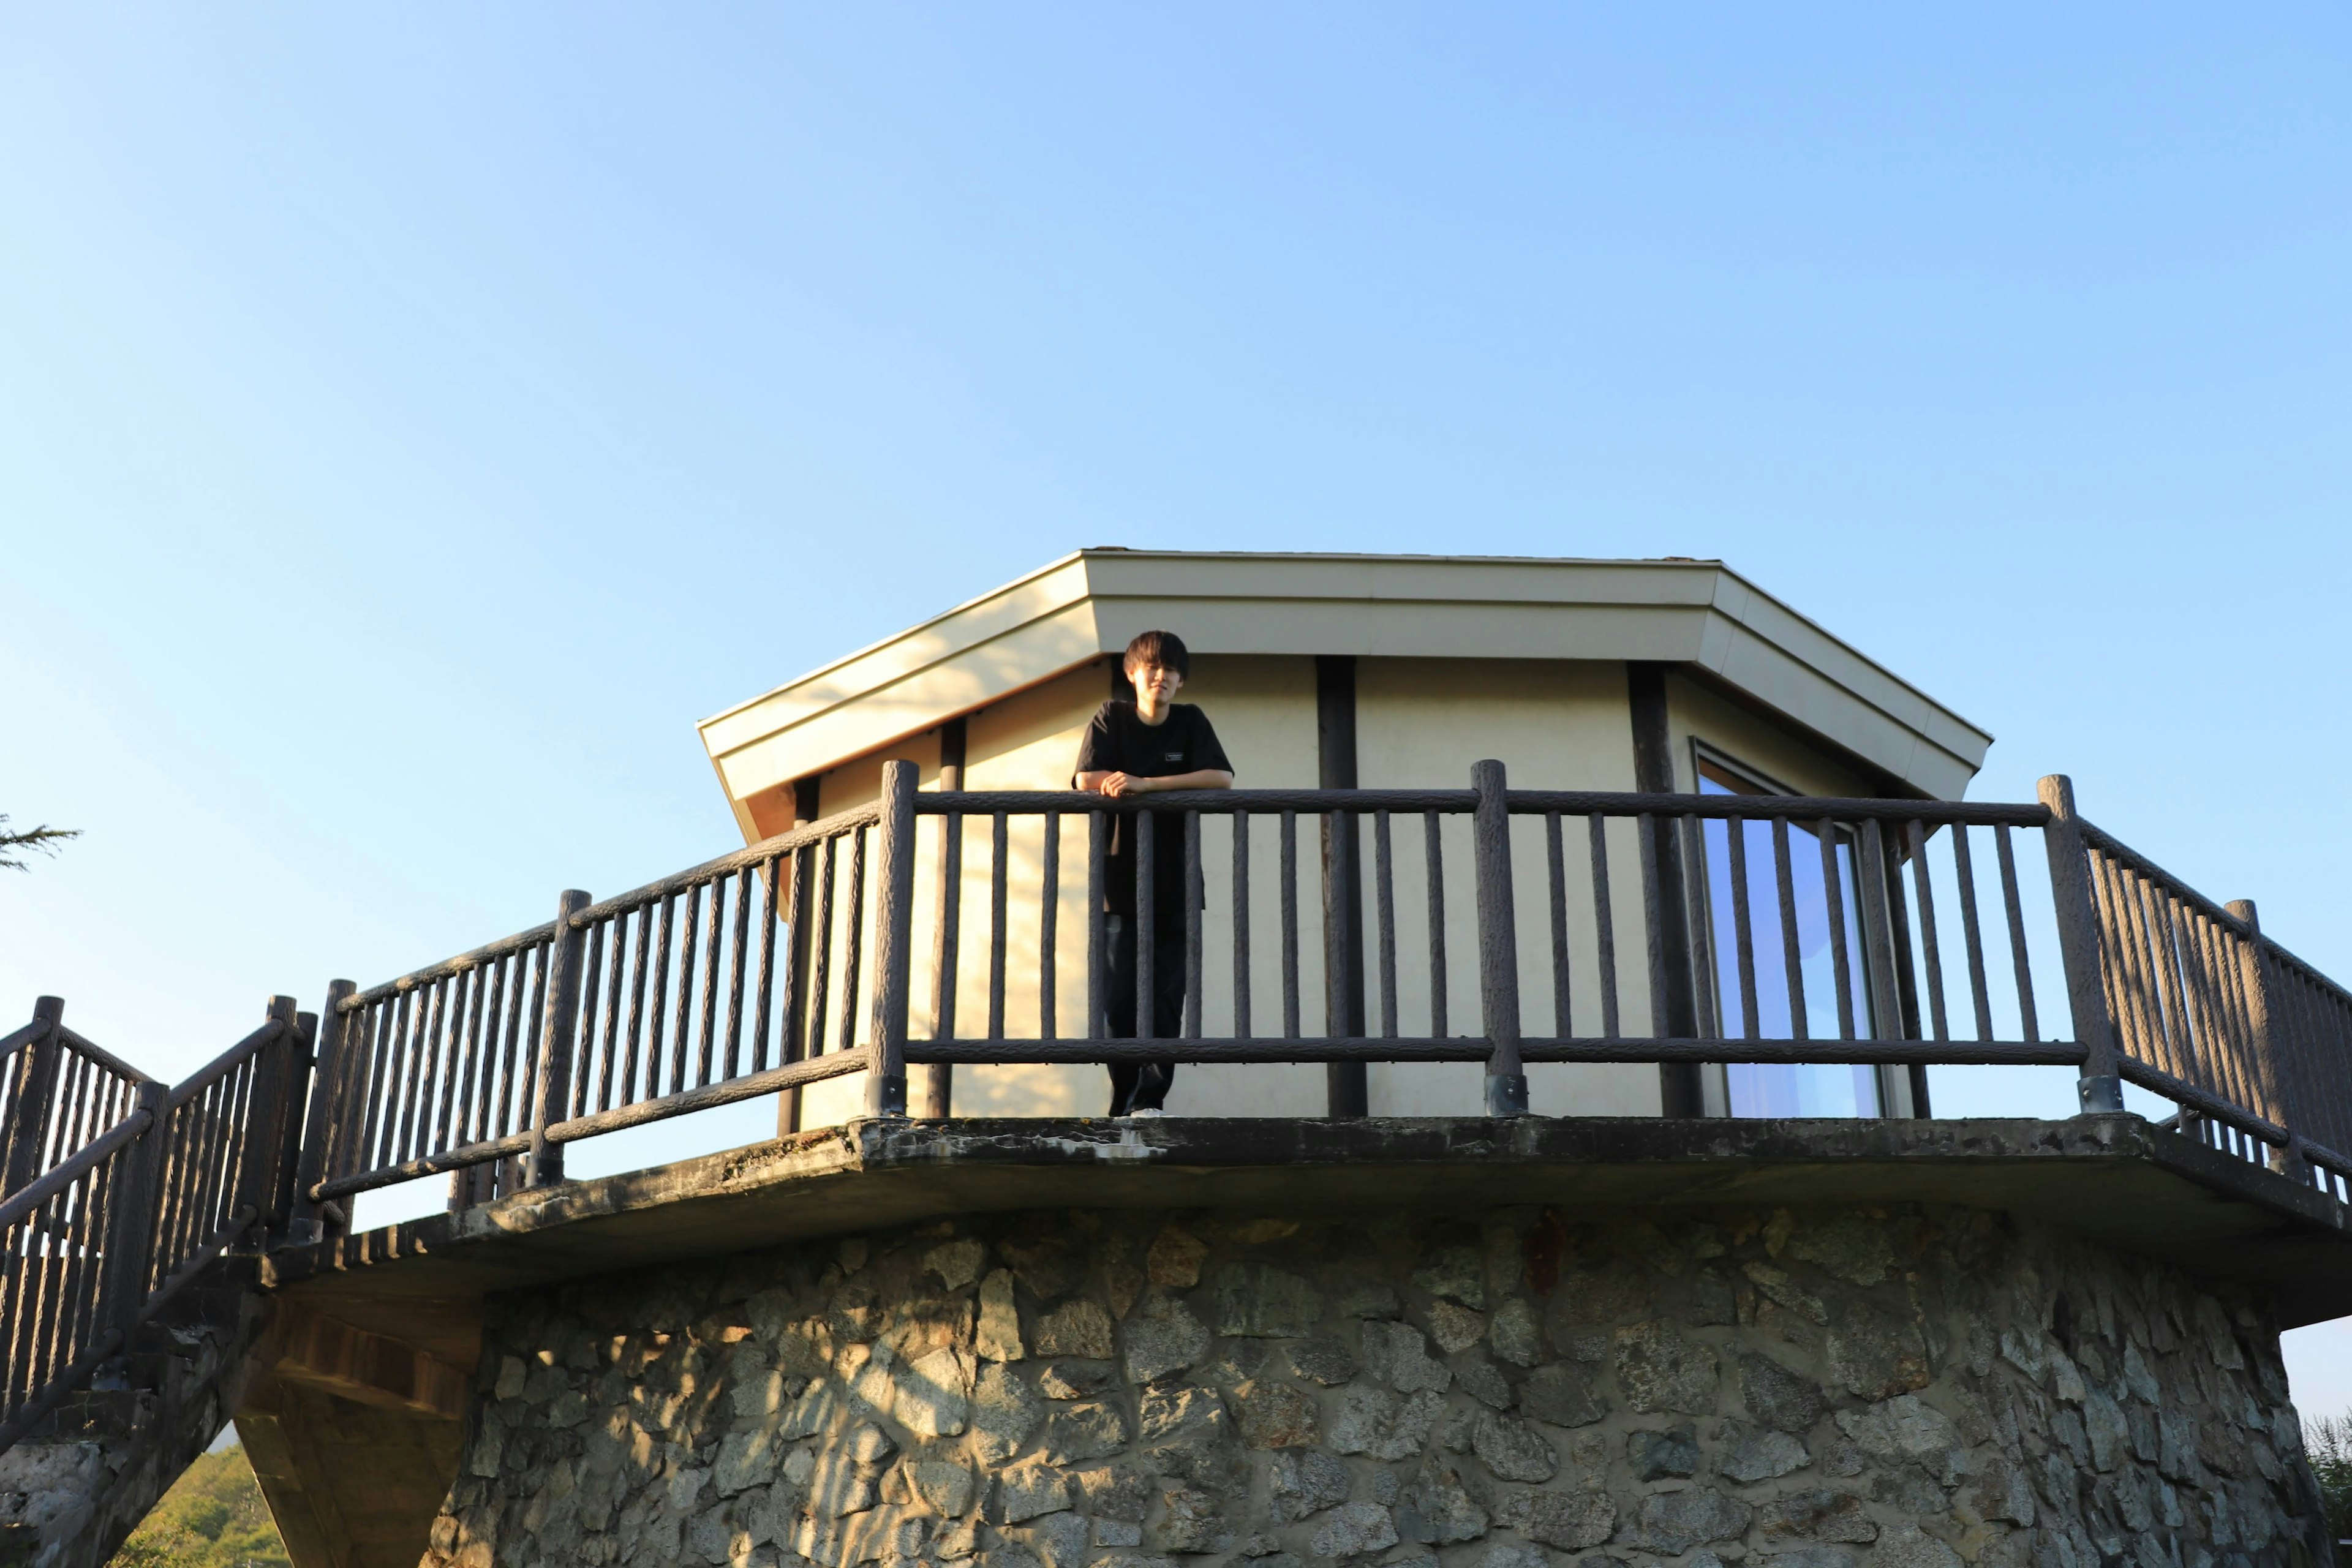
420, 1204, 2329, 1568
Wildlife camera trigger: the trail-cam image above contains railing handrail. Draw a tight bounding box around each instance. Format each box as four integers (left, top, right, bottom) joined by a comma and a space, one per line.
568, 801, 884, 928
0, 1105, 154, 1233
343, 922, 559, 1012
55, 1025, 164, 1087
167, 1018, 289, 1109
2076, 818, 2255, 938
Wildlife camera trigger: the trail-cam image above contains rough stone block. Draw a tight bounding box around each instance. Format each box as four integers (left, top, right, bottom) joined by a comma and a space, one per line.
1755, 1487, 1875, 1544
1427, 1302, 1485, 1355
1827, 1305, 1930, 1401
1612, 1321, 1719, 1416
1137, 1385, 1226, 1445
1286, 1336, 1358, 1385
977, 1271, 1023, 1363
1121, 1297, 1210, 1384
1495, 1486, 1613, 1550
1624, 1423, 1697, 1481
1308, 1501, 1396, 1558
1034, 1301, 1113, 1362
1740, 1351, 1827, 1433
1469, 1411, 1556, 1483
1834, 1396, 1967, 1487
1038, 1362, 1110, 1400
1148, 1486, 1231, 1553
1147, 1228, 1208, 1287
1865, 1523, 1963, 1567
1075, 1465, 1154, 1521
1265, 1449, 1351, 1524
1715, 1418, 1808, 1483
1634, 1485, 1751, 1555
717, 1428, 786, 1496
1327, 1386, 1444, 1462
997, 1461, 1070, 1524
1457, 1360, 1511, 1411
1488, 1299, 1542, 1367
1518, 1361, 1607, 1429
1232, 1379, 1319, 1449
1360, 1319, 1450, 1395
909, 1459, 976, 1518
1017, 1505, 1091, 1568
1041, 1401, 1128, 1463
1412, 1247, 1486, 1309
970, 1363, 1041, 1465
1395, 1454, 1490, 1544
1210, 1264, 1323, 1338
927, 1239, 989, 1292
895, 1348, 972, 1439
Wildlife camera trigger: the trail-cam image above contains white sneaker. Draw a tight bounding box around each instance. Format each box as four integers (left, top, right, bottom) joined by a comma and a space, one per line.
1129, 1107, 1165, 1119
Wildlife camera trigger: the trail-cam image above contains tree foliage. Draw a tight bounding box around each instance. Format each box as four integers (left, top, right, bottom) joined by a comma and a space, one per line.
0, 815, 78, 873
109, 1444, 288, 1568
2308, 1412, 2352, 1544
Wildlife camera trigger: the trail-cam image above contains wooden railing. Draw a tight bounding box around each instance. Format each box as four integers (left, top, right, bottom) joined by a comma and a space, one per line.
0, 999, 312, 1450
277, 762, 2352, 1219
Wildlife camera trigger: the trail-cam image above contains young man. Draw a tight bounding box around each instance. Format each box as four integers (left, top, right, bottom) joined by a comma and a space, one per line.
1073, 630, 1234, 1117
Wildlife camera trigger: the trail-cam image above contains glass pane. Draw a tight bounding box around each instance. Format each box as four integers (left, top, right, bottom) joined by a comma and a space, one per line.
1698, 768, 1882, 1118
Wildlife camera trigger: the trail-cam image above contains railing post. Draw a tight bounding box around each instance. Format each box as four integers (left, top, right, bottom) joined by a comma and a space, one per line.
2038, 775, 2124, 1114
1, 997, 64, 1197
2225, 900, 2310, 1183
865, 760, 918, 1119
1471, 760, 1528, 1117
265, 996, 313, 1237
102, 1079, 170, 1341
288, 979, 356, 1244
230, 997, 300, 1246
527, 890, 593, 1188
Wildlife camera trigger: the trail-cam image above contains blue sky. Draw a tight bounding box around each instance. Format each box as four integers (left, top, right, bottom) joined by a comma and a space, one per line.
6, 6, 2350, 1409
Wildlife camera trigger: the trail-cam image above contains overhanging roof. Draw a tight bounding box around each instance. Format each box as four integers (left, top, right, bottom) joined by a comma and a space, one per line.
698, 551, 1995, 807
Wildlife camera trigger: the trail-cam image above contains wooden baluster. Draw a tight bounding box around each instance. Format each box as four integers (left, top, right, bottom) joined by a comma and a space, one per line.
926, 805, 963, 1118
1545, 812, 1571, 1040
1374, 810, 1398, 1040
1039, 813, 1060, 1044
1232, 812, 1253, 1041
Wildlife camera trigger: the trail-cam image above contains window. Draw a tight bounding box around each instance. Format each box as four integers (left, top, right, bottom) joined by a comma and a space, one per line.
1694, 747, 1883, 1117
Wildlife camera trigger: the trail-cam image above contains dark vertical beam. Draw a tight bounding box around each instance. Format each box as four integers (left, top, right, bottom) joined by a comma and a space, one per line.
1626, 663, 1704, 1115
1317, 655, 1369, 1117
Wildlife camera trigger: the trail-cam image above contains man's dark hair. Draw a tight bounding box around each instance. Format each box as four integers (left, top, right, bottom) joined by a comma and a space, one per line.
1123, 630, 1190, 679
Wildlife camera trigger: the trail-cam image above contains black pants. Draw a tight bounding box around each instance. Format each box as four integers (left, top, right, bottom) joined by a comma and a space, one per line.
1104, 912, 1186, 1114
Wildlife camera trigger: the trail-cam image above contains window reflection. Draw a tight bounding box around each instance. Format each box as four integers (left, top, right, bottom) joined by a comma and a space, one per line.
1696, 757, 1882, 1118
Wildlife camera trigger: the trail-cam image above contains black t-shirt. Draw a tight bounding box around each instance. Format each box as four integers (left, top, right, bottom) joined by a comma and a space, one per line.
1073, 700, 1233, 917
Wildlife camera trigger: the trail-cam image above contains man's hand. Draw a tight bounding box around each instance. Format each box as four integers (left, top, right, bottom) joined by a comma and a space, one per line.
1076, 769, 1232, 798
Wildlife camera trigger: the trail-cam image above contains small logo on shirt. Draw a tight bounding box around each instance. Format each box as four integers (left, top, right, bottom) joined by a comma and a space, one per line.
1166, 752, 1184, 762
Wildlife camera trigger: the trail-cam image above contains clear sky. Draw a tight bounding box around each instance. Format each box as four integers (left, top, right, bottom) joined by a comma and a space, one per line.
6, 6, 2350, 1411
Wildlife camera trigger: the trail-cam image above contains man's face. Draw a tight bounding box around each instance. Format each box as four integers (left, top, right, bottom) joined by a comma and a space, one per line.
1128, 660, 1184, 706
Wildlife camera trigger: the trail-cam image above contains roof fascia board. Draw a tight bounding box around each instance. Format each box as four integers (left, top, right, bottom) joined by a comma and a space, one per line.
701, 551, 1994, 807
700, 554, 1092, 760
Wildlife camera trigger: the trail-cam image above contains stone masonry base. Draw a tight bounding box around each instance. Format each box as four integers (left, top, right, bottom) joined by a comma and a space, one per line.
419, 1202, 2330, 1568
